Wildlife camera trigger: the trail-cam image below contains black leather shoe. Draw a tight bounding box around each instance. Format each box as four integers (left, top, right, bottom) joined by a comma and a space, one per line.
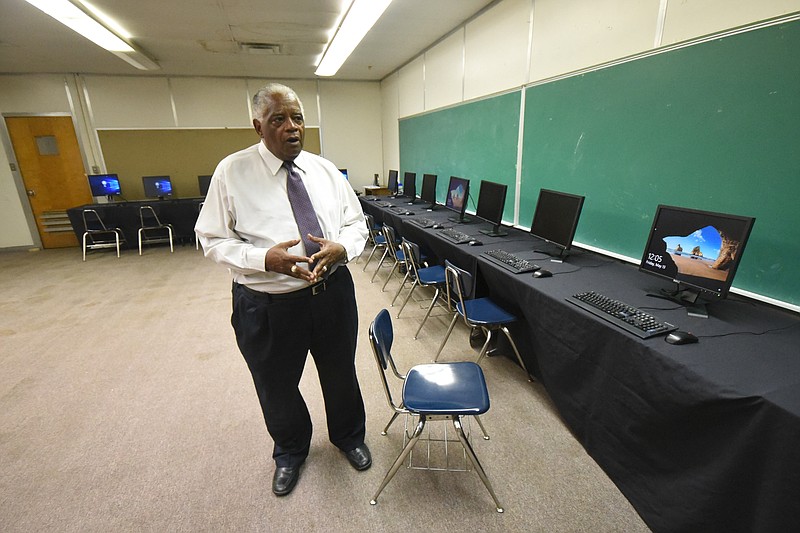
272, 465, 302, 496
344, 444, 372, 471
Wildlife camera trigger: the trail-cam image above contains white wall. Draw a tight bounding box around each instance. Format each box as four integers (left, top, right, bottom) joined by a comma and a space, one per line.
381, 0, 800, 154
0, 75, 382, 249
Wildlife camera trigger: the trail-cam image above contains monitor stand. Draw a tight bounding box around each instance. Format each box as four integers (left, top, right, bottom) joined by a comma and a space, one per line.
479, 224, 508, 237
646, 286, 709, 318
448, 214, 471, 223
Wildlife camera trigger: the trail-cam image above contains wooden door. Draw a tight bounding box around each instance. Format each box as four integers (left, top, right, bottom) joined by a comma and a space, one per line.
5, 116, 92, 248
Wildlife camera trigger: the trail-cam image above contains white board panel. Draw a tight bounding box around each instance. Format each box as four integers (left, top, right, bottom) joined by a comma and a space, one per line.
529, 0, 661, 82
464, 0, 531, 100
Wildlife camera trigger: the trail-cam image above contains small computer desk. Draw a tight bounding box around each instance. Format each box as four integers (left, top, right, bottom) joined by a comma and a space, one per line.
359, 195, 800, 532
67, 198, 205, 247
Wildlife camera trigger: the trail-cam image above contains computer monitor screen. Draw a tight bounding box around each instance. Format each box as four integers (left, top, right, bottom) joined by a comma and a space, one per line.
475, 180, 508, 237
421, 173, 437, 208
338, 168, 349, 180
403, 172, 417, 202
639, 204, 755, 305
87, 174, 122, 197
445, 176, 470, 223
529, 189, 585, 256
198, 175, 212, 196
142, 176, 173, 199
387, 170, 398, 195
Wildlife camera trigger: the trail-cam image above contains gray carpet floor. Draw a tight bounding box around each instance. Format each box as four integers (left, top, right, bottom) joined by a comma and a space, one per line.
0, 244, 650, 532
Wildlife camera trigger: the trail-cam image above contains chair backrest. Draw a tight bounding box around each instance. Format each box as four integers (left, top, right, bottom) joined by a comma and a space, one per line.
82, 209, 108, 232
364, 213, 380, 243
444, 260, 474, 321
140, 205, 162, 227
381, 224, 401, 260
401, 238, 422, 279
368, 309, 404, 412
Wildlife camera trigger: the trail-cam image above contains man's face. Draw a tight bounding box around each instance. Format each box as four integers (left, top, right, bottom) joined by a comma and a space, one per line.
254, 93, 305, 161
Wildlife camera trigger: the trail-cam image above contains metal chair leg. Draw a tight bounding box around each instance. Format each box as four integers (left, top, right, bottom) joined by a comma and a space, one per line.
371, 249, 390, 282
414, 287, 441, 339
381, 262, 399, 292
394, 279, 418, 315
453, 416, 504, 513
474, 414, 490, 440
391, 271, 413, 306
381, 412, 400, 436
500, 326, 533, 382
475, 328, 494, 365
370, 416, 426, 505
434, 313, 460, 362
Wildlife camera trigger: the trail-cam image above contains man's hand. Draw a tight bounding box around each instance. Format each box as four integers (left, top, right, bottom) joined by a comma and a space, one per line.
308, 235, 347, 279
265, 239, 317, 283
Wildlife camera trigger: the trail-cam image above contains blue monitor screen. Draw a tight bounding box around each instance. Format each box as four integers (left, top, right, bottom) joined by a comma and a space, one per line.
87, 174, 122, 196
339, 168, 349, 180
639, 204, 755, 301
142, 176, 173, 198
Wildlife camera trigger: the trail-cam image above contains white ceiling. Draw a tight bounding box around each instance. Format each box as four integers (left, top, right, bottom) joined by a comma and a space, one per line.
0, 0, 498, 80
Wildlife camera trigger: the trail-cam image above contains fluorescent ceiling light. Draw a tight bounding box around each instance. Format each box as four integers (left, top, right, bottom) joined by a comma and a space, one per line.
23, 0, 159, 70
315, 0, 393, 77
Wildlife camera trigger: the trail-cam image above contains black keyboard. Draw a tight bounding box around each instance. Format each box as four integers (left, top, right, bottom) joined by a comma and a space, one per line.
482, 249, 540, 274
390, 206, 411, 214
439, 228, 472, 244
377, 201, 392, 207
409, 217, 435, 228
567, 291, 678, 339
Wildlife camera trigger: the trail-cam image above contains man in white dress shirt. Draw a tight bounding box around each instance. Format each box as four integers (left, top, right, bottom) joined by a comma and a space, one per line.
195, 83, 371, 497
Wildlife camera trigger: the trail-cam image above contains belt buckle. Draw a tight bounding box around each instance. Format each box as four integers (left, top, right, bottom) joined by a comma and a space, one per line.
311, 281, 326, 296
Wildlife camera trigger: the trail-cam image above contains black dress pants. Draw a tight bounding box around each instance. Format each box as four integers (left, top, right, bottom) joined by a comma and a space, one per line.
231, 267, 366, 467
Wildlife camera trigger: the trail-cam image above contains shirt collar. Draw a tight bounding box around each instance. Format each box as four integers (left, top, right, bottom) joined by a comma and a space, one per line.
258, 142, 307, 176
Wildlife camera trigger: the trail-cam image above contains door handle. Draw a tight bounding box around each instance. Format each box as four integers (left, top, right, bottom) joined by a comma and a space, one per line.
27, 189, 36, 197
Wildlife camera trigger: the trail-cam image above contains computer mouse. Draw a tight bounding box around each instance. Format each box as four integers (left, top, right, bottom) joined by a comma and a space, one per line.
404, 211, 414, 216
665, 330, 699, 345
468, 240, 483, 246
431, 224, 442, 229
532, 269, 552, 278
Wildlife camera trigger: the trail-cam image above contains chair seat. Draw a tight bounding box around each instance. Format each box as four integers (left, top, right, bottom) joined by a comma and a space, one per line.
417, 264, 446, 284
374, 235, 387, 244
403, 362, 489, 415
457, 298, 517, 326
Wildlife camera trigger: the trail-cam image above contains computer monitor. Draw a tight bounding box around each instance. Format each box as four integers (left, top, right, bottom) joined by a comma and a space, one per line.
421, 173, 437, 209
198, 175, 212, 196
142, 175, 173, 199
639, 204, 755, 316
529, 189, 585, 259
387, 169, 399, 196
475, 180, 508, 237
87, 173, 122, 199
338, 168, 349, 180
403, 172, 417, 203
445, 176, 470, 223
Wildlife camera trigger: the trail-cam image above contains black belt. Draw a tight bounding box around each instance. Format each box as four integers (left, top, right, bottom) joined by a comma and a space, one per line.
236, 267, 341, 301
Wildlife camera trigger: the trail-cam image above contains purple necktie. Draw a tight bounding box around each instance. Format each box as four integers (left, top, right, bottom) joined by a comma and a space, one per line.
284, 161, 323, 259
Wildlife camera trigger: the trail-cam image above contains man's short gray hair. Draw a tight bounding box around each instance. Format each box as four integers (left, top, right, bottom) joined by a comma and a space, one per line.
251, 83, 304, 120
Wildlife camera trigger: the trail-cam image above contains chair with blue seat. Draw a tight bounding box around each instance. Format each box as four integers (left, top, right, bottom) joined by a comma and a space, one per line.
393, 238, 448, 339
368, 309, 503, 512
435, 260, 532, 381
358, 213, 385, 267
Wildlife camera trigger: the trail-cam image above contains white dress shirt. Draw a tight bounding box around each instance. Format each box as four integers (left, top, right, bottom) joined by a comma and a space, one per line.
195, 142, 367, 293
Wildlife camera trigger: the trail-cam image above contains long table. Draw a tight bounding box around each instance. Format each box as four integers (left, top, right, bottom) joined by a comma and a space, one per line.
67, 199, 204, 247
360, 195, 800, 532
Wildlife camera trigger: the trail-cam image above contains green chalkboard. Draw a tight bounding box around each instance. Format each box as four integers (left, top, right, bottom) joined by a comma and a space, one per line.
521, 20, 800, 305
400, 91, 520, 223
399, 20, 800, 306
